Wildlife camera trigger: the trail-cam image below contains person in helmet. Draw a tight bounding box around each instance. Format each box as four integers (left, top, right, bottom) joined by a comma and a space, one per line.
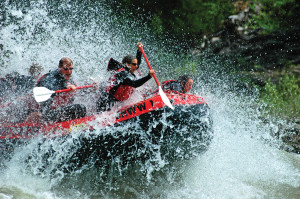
162, 75, 194, 94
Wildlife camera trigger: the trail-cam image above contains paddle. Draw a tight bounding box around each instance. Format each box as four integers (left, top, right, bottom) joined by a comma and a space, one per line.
33, 85, 94, 103
138, 45, 174, 110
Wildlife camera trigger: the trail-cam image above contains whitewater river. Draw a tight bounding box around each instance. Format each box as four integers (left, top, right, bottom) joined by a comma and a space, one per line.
0, 1, 299, 198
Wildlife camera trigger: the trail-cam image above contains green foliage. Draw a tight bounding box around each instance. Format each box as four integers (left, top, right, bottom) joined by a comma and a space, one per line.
112, 0, 299, 46
172, 0, 234, 35
247, 0, 300, 33
151, 13, 164, 35
115, 0, 234, 46
260, 73, 300, 119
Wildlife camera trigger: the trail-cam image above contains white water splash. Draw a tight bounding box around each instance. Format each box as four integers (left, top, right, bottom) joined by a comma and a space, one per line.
1, 1, 300, 199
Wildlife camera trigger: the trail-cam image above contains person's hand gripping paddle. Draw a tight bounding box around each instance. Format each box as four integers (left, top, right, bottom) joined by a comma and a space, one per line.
138, 45, 174, 110
33, 85, 94, 102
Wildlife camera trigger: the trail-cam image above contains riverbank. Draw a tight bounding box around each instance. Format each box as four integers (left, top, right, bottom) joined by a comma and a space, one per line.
192, 16, 300, 153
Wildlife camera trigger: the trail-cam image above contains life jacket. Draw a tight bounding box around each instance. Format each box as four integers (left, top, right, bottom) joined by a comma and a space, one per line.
151, 80, 178, 94
36, 73, 48, 83
37, 71, 76, 109
106, 58, 124, 71
50, 86, 76, 109
105, 68, 134, 101
162, 80, 177, 88
23, 94, 40, 111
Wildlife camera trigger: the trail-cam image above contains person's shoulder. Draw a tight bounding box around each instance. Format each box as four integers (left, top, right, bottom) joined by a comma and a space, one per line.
18, 75, 34, 84
116, 68, 128, 76
116, 67, 127, 72
37, 72, 50, 82
163, 79, 178, 85
41, 69, 58, 79
36, 70, 56, 85
18, 75, 36, 89
10, 74, 27, 85
18, 74, 32, 81
51, 69, 62, 77
162, 79, 181, 91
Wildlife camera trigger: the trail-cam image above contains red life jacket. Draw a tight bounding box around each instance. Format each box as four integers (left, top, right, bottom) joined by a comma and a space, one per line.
37, 72, 76, 109
36, 73, 48, 83
50, 88, 76, 109
105, 68, 134, 101
23, 95, 40, 111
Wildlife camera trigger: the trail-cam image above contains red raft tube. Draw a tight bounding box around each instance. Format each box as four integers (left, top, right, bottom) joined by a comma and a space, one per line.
0, 90, 213, 168
1, 90, 211, 139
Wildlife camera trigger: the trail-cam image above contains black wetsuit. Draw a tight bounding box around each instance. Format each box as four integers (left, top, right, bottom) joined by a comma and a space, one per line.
162, 80, 183, 93
97, 67, 151, 112
1, 74, 38, 122
36, 69, 86, 122
0, 78, 12, 101
136, 50, 142, 67
0, 74, 35, 98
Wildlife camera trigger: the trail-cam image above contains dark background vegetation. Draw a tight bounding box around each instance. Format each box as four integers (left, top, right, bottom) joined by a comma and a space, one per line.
1, 0, 299, 151
108, 0, 300, 120
107, 0, 300, 152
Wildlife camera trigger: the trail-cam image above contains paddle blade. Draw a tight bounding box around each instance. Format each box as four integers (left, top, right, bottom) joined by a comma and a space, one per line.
33, 87, 55, 102
158, 86, 174, 110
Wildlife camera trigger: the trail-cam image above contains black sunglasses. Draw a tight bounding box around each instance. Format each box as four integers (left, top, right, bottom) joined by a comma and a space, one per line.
63, 67, 74, 71
130, 63, 138, 66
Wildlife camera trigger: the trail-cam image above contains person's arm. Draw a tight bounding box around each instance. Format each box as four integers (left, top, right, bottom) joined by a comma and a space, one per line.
136, 42, 143, 66
123, 74, 152, 88
136, 50, 142, 66
35, 72, 59, 111
36, 75, 54, 112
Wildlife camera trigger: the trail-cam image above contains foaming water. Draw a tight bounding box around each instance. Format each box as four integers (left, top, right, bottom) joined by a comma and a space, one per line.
168, 93, 300, 199
1, 1, 300, 199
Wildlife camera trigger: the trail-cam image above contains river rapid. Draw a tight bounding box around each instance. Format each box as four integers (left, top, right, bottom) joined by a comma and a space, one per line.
0, 1, 300, 199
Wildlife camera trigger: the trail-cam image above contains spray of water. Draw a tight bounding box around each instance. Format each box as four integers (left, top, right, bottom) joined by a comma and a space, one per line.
0, 1, 299, 198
